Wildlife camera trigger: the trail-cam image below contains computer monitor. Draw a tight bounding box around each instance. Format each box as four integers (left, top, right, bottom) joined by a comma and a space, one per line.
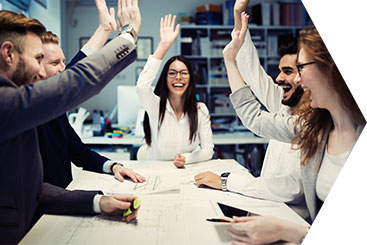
117, 85, 142, 128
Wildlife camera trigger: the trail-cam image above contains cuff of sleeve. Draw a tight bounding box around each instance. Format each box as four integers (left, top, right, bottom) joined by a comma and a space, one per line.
229, 85, 254, 109
93, 194, 103, 213
227, 172, 254, 193
103, 160, 114, 174
181, 153, 193, 164
118, 32, 135, 44
81, 43, 95, 56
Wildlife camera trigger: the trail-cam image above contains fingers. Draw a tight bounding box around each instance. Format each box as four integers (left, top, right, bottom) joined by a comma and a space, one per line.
136, 173, 146, 183
112, 195, 137, 203
233, 216, 254, 223
114, 172, 125, 182
123, 206, 139, 222
226, 229, 252, 243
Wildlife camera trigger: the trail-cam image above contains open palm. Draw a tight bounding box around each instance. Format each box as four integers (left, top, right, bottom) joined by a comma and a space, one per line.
160, 14, 180, 45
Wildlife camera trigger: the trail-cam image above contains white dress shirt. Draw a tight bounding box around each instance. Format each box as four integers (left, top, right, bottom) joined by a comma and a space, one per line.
227, 30, 304, 207
136, 55, 214, 163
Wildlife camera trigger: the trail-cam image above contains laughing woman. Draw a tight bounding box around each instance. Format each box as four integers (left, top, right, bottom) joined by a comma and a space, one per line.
136, 14, 214, 167
222, 12, 365, 244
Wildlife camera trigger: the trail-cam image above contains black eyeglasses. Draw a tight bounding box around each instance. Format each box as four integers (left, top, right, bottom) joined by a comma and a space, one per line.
167, 70, 190, 78
296, 61, 316, 76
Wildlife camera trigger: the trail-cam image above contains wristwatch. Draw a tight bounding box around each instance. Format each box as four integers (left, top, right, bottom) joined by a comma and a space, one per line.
221, 172, 231, 192
118, 24, 137, 43
110, 162, 124, 174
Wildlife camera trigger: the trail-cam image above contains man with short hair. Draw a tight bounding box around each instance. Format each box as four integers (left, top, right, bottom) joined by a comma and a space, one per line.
0, 0, 141, 242
37, 0, 145, 190
195, 0, 308, 219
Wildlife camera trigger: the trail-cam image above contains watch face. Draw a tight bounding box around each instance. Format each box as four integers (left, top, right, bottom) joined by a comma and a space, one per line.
221, 172, 230, 178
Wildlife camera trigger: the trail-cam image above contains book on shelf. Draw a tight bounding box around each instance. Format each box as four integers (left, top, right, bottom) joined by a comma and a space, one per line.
251, 1, 312, 26
222, 0, 235, 25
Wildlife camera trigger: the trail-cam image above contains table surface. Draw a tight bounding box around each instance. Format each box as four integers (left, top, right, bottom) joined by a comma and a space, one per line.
21, 159, 307, 245
81, 132, 269, 145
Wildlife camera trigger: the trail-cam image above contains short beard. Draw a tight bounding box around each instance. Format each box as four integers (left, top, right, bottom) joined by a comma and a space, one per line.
282, 86, 304, 107
12, 57, 33, 86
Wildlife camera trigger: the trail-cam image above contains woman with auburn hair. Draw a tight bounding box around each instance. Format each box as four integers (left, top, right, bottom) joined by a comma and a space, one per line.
221, 13, 365, 244
136, 14, 214, 167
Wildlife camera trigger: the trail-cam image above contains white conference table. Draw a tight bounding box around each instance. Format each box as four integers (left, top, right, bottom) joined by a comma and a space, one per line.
81, 132, 269, 146
21, 159, 308, 245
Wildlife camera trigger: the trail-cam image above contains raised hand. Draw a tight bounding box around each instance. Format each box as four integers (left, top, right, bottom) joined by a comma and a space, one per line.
234, 0, 250, 31
223, 12, 249, 62
160, 14, 180, 46
117, 0, 141, 34
95, 0, 117, 33
152, 14, 180, 60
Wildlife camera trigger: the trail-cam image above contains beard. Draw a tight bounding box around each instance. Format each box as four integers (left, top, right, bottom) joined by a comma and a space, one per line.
11, 57, 38, 86
282, 85, 304, 107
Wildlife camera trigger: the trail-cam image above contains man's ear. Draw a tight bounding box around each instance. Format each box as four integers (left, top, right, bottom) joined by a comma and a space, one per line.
0, 41, 17, 66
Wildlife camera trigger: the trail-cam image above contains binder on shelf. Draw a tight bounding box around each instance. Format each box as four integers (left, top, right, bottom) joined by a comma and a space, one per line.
267, 34, 278, 57
251, 3, 271, 25
223, 0, 235, 25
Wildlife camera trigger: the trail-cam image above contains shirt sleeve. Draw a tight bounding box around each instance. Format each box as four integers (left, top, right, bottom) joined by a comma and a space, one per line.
227, 165, 304, 203
136, 55, 162, 116
235, 30, 284, 113
229, 85, 299, 143
182, 103, 214, 164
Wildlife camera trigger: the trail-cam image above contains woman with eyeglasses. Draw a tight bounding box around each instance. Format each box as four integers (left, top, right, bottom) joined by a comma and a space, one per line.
136, 14, 214, 167
222, 13, 365, 244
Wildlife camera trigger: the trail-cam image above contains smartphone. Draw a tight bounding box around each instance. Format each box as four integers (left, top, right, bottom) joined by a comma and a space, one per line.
217, 202, 255, 218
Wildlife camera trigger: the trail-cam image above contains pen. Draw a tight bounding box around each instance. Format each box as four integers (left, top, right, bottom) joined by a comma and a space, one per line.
206, 218, 233, 223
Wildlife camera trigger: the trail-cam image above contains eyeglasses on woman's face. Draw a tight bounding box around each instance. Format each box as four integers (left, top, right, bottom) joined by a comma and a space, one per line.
296, 61, 316, 76
167, 69, 190, 78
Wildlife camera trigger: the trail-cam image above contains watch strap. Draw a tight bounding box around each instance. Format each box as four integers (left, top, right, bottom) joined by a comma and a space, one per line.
110, 162, 124, 174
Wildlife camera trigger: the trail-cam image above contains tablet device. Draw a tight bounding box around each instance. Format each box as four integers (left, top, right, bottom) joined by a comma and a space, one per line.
217, 202, 256, 218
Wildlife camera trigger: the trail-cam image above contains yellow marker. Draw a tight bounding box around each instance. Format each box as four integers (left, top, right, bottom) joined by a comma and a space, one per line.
123, 198, 141, 217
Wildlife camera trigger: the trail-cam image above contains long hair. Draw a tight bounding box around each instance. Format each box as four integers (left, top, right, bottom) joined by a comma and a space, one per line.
143, 55, 198, 146
291, 28, 365, 165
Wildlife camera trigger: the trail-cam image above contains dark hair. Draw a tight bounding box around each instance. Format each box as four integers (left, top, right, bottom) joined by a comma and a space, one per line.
143, 55, 198, 146
0, 10, 45, 53
291, 28, 365, 165
278, 36, 298, 57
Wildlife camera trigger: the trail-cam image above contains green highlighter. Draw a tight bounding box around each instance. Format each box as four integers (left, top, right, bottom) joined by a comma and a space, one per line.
123, 198, 141, 217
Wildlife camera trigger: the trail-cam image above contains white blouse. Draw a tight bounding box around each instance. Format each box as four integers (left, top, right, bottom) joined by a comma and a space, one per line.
316, 147, 350, 201
136, 55, 214, 163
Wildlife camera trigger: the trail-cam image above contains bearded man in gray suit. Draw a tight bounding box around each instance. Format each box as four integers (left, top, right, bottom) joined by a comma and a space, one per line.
0, 0, 142, 243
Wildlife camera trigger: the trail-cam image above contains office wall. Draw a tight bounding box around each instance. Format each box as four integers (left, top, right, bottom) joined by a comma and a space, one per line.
0, 0, 61, 38
29, 0, 61, 40
63, 0, 233, 119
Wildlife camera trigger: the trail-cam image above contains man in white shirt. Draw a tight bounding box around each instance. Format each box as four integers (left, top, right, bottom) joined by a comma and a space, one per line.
195, 0, 308, 219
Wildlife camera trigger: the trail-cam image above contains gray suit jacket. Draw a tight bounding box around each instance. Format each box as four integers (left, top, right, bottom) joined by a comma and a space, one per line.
0, 35, 136, 244
230, 85, 365, 223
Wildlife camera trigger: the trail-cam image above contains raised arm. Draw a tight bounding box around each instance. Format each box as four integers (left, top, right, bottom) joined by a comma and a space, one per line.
84, 0, 116, 52
223, 13, 298, 142
153, 14, 180, 60
136, 14, 180, 112
233, 0, 284, 112
223, 12, 249, 93
234, 0, 250, 31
